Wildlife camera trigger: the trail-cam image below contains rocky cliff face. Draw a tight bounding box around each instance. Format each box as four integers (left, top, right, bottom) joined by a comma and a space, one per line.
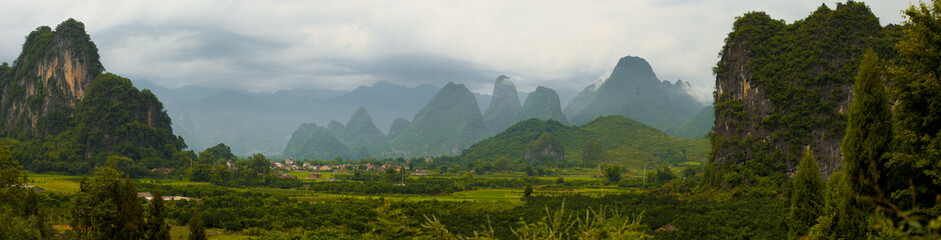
709, 3, 893, 180
483, 75, 521, 132
0, 19, 104, 136
516, 86, 568, 124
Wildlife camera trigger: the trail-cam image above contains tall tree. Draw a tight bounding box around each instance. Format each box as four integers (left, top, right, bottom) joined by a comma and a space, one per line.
887, 0, 941, 212
788, 150, 825, 239
843, 49, 892, 203
188, 210, 207, 240
71, 164, 145, 239
830, 49, 892, 238
146, 190, 170, 240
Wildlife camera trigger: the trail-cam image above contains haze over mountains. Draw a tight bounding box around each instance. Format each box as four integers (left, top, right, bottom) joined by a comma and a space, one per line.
139, 55, 710, 157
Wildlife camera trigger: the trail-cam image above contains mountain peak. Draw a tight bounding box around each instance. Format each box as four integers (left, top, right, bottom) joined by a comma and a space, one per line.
517, 86, 568, 125
609, 56, 657, 82
484, 75, 522, 132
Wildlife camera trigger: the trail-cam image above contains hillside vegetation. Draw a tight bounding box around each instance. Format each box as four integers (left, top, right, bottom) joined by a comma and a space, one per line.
462, 115, 709, 168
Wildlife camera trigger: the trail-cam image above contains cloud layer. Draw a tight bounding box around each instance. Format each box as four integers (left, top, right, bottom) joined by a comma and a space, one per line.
0, 0, 913, 103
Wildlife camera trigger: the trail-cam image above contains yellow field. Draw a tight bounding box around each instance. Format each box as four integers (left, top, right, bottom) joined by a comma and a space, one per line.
27, 173, 84, 193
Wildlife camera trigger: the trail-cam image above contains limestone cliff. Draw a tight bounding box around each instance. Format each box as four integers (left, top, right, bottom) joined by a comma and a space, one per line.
0, 18, 104, 136
708, 3, 896, 181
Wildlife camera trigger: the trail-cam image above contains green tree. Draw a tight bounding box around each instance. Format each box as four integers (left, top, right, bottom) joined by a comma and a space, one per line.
146, 190, 170, 240
493, 156, 510, 173
602, 165, 622, 184
71, 164, 145, 239
830, 49, 892, 238
788, 150, 825, 239
583, 139, 604, 166
188, 210, 207, 240
887, 0, 941, 213
523, 184, 533, 199
204, 143, 237, 161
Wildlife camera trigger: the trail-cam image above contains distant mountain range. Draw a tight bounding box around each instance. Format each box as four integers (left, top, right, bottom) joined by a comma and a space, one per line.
142, 56, 710, 157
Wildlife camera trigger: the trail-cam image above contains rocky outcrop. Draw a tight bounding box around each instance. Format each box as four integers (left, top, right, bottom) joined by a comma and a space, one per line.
516, 86, 568, 125
483, 75, 521, 132
523, 132, 564, 165
709, 3, 890, 180
0, 18, 104, 136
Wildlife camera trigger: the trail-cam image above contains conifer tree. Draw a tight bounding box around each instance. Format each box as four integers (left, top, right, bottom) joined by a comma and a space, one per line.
829, 49, 893, 238
842, 48, 892, 205
788, 150, 825, 239
189, 210, 207, 240
146, 190, 170, 240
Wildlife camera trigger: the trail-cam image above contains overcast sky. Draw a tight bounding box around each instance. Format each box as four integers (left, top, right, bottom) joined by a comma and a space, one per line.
0, 0, 915, 103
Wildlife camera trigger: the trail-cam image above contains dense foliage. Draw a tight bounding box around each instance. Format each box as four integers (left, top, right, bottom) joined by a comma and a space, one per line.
707, 2, 901, 189
463, 116, 709, 170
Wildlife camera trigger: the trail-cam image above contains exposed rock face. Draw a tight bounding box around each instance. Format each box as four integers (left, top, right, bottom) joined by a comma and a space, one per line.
336, 107, 388, 155
483, 75, 521, 132
566, 56, 691, 129
386, 117, 410, 139
523, 132, 564, 165
384, 82, 489, 157
516, 86, 568, 125
709, 3, 890, 180
0, 19, 104, 136
662, 80, 703, 120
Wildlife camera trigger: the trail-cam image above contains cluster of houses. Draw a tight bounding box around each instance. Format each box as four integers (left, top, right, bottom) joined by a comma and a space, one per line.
270, 158, 414, 173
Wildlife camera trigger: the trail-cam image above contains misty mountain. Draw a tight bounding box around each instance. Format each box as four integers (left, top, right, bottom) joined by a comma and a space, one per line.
565, 56, 702, 129
483, 75, 522, 132
336, 107, 389, 156
516, 86, 568, 125
382, 82, 490, 158
149, 81, 444, 156
386, 118, 411, 139
282, 123, 351, 160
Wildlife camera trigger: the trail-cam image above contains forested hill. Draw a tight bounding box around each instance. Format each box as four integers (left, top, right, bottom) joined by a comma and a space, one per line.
0, 19, 185, 174
461, 115, 709, 168
707, 2, 900, 183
